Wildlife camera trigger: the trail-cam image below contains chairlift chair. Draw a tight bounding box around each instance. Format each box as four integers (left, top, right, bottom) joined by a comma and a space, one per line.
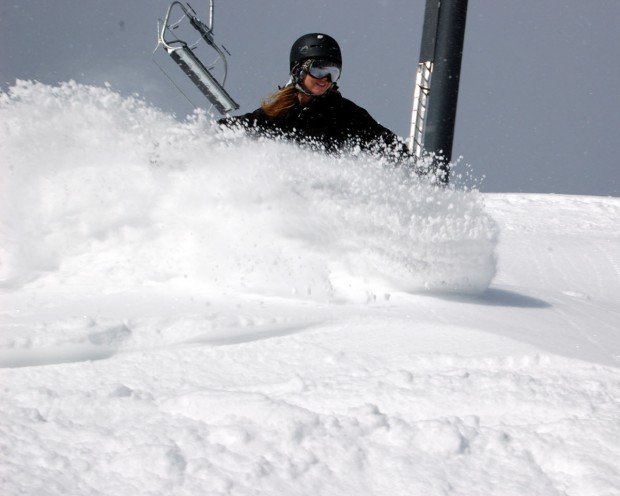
154, 0, 239, 115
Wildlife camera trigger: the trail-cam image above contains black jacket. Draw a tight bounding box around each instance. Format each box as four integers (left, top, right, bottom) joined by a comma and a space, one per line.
220, 88, 412, 165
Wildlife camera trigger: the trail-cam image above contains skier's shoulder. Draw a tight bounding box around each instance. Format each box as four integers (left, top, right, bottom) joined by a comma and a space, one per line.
330, 92, 377, 123
332, 93, 400, 143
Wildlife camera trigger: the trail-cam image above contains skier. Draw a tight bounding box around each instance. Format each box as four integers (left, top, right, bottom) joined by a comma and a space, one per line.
220, 33, 413, 166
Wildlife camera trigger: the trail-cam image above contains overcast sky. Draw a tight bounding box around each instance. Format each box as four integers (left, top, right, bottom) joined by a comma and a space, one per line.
1, 0, 618, 196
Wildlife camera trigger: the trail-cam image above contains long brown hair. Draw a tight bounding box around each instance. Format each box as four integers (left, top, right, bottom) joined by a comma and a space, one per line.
261, 85, 299, 120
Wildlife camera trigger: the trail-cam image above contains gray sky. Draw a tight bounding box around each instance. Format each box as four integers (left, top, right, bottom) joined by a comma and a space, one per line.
1, 0, 618, 196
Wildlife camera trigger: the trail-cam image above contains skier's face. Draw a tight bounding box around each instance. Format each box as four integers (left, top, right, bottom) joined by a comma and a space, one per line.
303, 73, 332, 96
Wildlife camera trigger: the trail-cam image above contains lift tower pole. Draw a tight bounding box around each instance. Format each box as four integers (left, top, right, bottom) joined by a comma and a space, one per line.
409, 0, 469, 182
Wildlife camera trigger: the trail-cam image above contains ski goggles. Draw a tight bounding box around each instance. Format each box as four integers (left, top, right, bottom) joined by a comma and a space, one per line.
306, 60, 341, 82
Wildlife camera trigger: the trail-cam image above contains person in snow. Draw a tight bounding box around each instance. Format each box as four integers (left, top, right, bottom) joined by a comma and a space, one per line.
220, 33, 413, 166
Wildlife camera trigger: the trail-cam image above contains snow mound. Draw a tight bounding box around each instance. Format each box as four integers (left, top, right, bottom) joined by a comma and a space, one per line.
1, 82, 620, 496
0, 81, 497, 300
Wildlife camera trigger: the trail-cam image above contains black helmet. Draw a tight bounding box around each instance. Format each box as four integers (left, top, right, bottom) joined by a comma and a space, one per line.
289, 33, 342, 72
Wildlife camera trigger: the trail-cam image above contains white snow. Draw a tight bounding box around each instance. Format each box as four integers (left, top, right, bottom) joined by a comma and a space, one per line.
1, 81, 619, 495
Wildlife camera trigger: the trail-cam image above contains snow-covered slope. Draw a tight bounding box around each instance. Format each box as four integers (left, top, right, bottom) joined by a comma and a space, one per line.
1, 82, 619, 495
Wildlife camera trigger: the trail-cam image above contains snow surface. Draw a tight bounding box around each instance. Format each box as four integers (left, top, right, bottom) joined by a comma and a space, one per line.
1, 81, 619, 495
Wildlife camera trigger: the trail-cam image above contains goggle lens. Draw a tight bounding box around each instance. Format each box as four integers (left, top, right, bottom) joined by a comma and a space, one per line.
307, 61, 341, 82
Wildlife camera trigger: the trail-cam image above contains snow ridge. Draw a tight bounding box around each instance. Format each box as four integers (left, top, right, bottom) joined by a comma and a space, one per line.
0, 80, 497, 300
1, 82, 619, 496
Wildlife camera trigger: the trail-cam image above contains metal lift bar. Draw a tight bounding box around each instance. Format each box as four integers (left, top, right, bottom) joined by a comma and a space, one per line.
157, 1, 239, 114
410, 60, 433, 158
167, 44, 238, 114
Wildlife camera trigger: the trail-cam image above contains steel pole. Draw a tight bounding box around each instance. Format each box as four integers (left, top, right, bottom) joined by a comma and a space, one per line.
410, 0, 469, 182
